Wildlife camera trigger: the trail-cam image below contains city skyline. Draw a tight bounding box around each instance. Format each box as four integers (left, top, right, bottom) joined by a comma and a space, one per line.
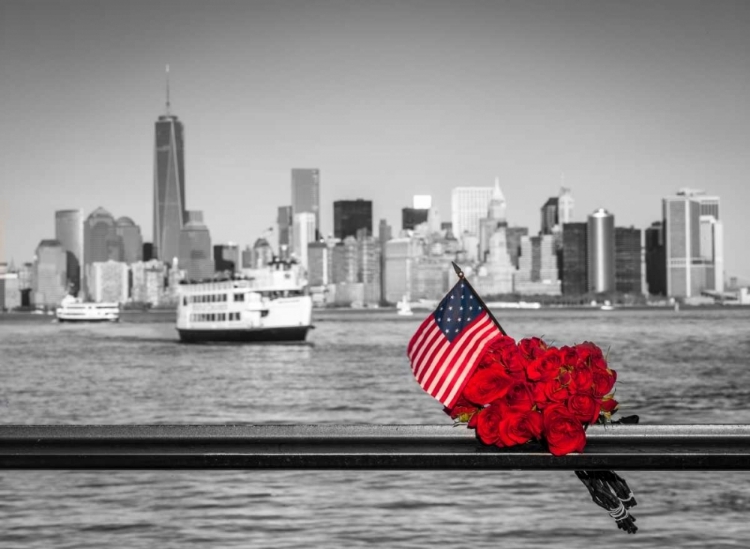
1, 1, 749, 281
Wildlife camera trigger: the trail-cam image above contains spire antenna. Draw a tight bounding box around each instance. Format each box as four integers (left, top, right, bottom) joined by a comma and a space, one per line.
165, 64, 171, 115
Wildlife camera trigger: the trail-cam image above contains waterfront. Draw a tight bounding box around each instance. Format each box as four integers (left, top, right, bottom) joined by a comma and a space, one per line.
1, 308, 750, 547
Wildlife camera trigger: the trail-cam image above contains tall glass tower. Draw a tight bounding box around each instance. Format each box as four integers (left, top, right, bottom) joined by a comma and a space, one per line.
291, 169, 320, 237
153, 67, 186, 263
55, 209, 83, 295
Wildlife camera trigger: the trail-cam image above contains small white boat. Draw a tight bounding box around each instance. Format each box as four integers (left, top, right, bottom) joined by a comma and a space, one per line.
600, 300, 615, 311
56, 296, 120, 322
397, 295, 414, 316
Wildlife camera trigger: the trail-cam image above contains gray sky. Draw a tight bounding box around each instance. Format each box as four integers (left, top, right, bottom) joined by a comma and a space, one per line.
1, 0, 748, 280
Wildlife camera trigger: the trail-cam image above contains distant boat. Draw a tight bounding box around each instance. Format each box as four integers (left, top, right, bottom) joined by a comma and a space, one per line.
56, 295, 120, 322
396, 296, 414, 316
600, 300, 615, 311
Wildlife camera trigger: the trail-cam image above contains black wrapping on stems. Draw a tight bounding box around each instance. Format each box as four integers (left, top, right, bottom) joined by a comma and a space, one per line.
575, 415, 640, 534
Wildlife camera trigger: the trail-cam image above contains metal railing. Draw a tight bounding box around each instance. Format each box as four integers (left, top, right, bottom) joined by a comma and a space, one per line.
2, 424, 750, 470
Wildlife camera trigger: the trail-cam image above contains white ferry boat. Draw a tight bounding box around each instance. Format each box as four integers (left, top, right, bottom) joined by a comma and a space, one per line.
176, 262, 313, 343
55, 296, 120, 322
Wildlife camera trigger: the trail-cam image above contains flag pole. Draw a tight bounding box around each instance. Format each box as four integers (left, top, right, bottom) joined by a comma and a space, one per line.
451, 261, 508, 336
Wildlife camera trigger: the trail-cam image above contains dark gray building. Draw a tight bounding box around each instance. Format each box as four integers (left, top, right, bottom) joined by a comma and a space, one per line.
615, 226, 642, 294
334, 199, 372, 240
153, 109, 186, 263
562, 222, 587, 295
401, 207, 429, 231
645, 221, 667, 295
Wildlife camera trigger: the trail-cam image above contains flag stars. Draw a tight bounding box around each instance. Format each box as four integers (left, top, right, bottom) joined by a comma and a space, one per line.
448, 306, 453, 311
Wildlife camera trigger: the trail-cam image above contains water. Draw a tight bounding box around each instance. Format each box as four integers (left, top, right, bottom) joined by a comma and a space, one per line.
1, 308, 750, 547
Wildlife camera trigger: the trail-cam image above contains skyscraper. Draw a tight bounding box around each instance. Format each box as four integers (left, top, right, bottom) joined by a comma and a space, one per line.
333, 199, 372, 240
84, 207, 122, 297
674, 189, 724, 293
644, 221, 667, 295
587, 209, 615, 293
614, 226, 642, 294
293, 212, 316, 269
33, 239, 67, 307
401, 207, 429, 231
178, 211, 213, 281
451, 184, 495, 240
663, 192, 715, 297
541, 197, 558, 235
479, 179, 508, 261
562, 222, 587, 295
115, 217, 143, 264
291, 169, 320, 237
153, 70, 186, 263
558, 187, 574, 225
55, 209, 83, 295
277, 206, 293, 258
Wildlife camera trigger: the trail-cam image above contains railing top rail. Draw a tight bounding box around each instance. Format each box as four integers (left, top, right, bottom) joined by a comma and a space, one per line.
2, 424, 750, 470
3, 423, 750, 440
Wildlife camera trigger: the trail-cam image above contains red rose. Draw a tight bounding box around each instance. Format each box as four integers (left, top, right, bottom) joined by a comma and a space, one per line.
570, 363, 594, 394
543, 406, 587, 456
601, 397, 619, 413
462, 365, 514, 405
589, 354, 609, 372
503, 381, 535, 412
526, 349, 563, 381
504, 351, 529, 380
559, 345, 582, 368
518, 337, 547, 360
498, 410, 544, 446
476, 403, 504, 445
567, 393, 601, 424
592, 368, 617, 397
577, 341, 604, 361
540, 377, 570, 404
479, 336, 517, 368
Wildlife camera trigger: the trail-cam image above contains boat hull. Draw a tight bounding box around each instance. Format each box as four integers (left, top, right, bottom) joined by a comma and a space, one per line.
177, 326, 310, 343
57, 317, 119, 323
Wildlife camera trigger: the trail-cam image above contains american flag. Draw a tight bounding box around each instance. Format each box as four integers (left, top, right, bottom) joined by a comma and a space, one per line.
407, 279, 505, 408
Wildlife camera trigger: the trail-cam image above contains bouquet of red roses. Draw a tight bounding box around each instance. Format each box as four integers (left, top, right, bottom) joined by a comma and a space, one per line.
445, 335, 619, 456
444, 334, 638, 534
408, 263, 638, 533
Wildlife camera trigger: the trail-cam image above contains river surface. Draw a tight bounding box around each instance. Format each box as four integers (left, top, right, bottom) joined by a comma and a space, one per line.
1, 307, 750, 548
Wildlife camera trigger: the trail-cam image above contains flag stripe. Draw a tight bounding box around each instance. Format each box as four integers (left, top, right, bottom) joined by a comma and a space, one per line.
411, 323, 443, 380
409, 316, 440, 365
431, 320, 496, 400
407, 315, 435, 359
425, 318, 494, 396
420, 314, 491, 391
440, 329, 504, 407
